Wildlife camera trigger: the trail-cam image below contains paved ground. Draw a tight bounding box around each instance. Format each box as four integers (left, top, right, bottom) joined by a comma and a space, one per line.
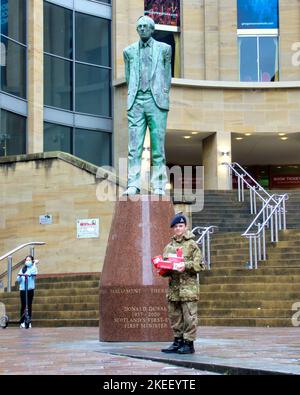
1, 326, 300, 375
0, 327, 215, 375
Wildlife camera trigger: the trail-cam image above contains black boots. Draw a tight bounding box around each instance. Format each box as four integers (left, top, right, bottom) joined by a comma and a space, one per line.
177, 340, 195, 354
161, 337, 183, 353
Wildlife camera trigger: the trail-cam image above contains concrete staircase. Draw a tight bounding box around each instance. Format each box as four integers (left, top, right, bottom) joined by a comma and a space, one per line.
195, 188, 300, 327
0, 274, 100, 327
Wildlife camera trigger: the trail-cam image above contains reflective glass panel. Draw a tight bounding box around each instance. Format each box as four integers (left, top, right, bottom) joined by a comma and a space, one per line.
1, 0, 26, 44
44, 122, 72, 153
75, 128, 111, 167
44, 54, 73, 110
75, 63, 110, 117
1, 36, 26, 98
0, 109, 26, 156
75, 12, 110, 67
259, 36, 278, 82
44, 1, 73, 59
239, 36, 258, 82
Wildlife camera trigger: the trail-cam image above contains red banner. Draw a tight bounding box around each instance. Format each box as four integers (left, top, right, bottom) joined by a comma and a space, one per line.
144, 0, 180, 27
270, 175, 300, 189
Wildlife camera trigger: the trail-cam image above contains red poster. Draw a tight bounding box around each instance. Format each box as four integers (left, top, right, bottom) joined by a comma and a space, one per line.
144, 0, 180, 27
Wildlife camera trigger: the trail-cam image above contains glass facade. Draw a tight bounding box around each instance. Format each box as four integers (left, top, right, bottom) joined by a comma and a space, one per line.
44, 2, 111, 117
144, 0, 181, 78
237, 0, 279, 82
0, 0, 27, 98
43, 0, 112, 167
44, 122, 111, 167
0, 109, 26, 156
239, 36, 279, 82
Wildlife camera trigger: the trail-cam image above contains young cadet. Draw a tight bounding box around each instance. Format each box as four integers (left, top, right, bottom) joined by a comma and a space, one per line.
161, 214, 205, 354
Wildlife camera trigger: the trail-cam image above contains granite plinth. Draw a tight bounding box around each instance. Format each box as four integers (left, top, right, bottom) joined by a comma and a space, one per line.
99, 195, 174, 342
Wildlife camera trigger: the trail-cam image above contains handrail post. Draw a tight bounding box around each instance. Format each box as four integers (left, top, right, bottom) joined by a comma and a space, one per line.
262, 225, 266, 261
282, 198, 287, 230
275, 209, 279, 243
241, 175, 245, 202
30, 246, 35, 259
278, 204, 282, 231
257, 223, 262, 261
253, 189, 257, 215
270, 210, 274, 242
238, 176, 241, 202
7, 256, 12, 293
202, 235, 206, 268
207, 231, 211, 270
254, 237, 258, 269
249, 237, 253, 269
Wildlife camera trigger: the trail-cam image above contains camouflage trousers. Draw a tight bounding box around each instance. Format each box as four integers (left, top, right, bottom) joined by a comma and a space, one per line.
167, 301, 198, 341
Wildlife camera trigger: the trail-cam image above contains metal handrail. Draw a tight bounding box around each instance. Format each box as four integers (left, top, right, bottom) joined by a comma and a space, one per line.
242, 194, 288, 269
0, 242, 45, 292
224, 162, 279, 214
192, 226, 218, 270
0, 242, 45, 262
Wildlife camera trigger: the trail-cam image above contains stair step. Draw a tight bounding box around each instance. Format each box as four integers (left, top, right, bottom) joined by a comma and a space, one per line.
5, 310, 99, 320
200, 283, 300, 292
199, 291, 300, 300
198, 317, 295, 327
197, 308, 295, 319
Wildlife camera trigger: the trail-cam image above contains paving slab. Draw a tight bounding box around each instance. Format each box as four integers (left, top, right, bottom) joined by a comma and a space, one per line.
1, 326, 300, 375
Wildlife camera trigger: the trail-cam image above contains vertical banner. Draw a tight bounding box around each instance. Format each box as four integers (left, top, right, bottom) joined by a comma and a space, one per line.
237, 0, 279, 30
144, 0, 180, 28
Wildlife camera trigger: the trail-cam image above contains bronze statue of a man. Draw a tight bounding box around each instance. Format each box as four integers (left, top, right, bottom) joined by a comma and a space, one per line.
123, 16, 172, 196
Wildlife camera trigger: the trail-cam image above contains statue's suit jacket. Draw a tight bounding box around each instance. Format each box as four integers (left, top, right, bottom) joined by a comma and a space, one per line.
123, 39, 172, 111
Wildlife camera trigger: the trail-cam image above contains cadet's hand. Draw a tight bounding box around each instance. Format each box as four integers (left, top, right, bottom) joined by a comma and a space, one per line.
174, 262, 185, 272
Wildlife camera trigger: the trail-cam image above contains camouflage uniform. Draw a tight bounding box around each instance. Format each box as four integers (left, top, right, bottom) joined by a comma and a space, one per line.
162, 230, 204, 341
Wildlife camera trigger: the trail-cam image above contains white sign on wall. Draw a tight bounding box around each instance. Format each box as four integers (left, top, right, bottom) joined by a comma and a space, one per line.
77, 218, 100, 239
39, 214, 53, 225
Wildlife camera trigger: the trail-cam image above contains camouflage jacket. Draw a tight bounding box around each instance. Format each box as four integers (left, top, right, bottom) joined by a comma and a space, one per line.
162, 230, 204, 302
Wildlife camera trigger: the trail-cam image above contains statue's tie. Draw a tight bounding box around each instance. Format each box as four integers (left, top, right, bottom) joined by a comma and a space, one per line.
140, 44, 150, 92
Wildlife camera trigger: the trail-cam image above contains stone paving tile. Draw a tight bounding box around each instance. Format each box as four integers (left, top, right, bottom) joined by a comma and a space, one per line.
2, 326, 299, 375
0, 327, 215, 375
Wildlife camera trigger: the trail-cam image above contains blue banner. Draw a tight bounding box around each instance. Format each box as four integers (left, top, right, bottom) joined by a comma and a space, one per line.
237, 0, 279, 30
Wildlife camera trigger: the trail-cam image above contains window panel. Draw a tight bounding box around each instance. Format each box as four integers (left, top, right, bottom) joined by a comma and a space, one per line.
259, 36, 278, 82
1, 0, 26, 44
75, 128, 111, 167
0, 109, 26, 156
75, 63, 110, 117
239, 37, 258, 82
44, 122, 72, 153
44, 1, 73, 59
44, 54, 73, 110
144, 0, 180, 28
1, 36, 26, 98
75, 12, 110, 67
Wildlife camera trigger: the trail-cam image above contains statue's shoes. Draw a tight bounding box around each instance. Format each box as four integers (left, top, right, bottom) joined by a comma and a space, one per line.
122, 187, 140, 196
153, 188, 166, 196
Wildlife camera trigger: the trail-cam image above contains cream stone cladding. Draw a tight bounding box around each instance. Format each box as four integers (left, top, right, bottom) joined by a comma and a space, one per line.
113, 0, 300, 81
0, 153, 126, 277
280, 0, 300, 81
27, 0, 44, 154
114, 79, 300, 147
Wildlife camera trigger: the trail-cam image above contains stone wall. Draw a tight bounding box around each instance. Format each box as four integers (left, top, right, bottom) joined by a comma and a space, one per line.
0, 153, 117, 276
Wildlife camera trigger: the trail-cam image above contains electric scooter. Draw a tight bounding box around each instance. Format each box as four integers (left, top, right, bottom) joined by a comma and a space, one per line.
19, 274, 31, 329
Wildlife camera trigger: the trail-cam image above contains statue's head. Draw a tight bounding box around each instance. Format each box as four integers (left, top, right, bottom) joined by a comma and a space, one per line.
136, 16, 155, 42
